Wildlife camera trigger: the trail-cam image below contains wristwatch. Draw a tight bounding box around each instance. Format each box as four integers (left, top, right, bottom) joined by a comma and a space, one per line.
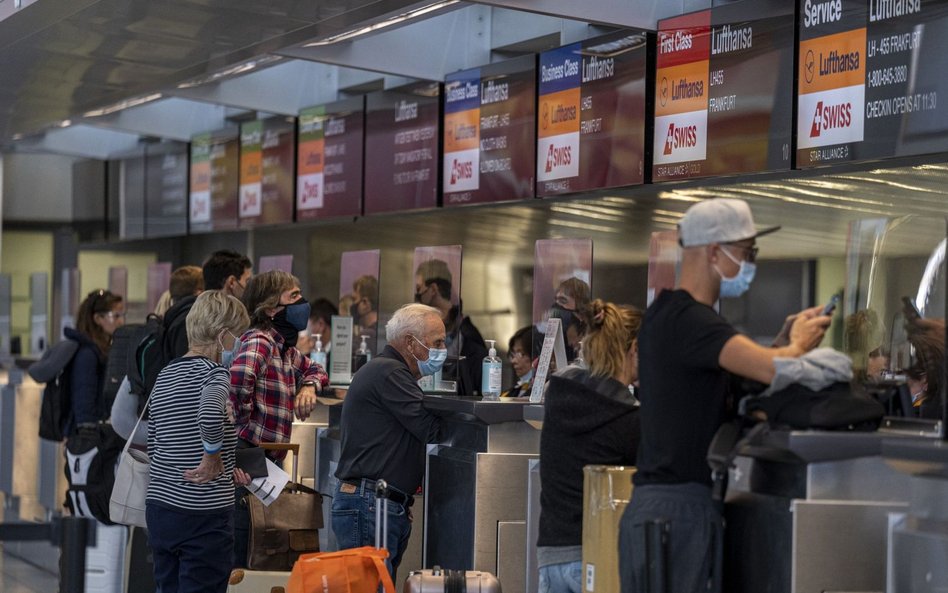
300, 380, 318, 389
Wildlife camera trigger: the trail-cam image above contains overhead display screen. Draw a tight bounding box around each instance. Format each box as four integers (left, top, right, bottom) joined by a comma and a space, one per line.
443, 55, 536, 205
190, 129, 239, 233
537, 31, 648, 197
145, 143, 188, 238
797, 0, 948, 167
653, 0, 794, 181
239, 117, 295, 228
297, 97, 365, 220
364, 81, 441, 214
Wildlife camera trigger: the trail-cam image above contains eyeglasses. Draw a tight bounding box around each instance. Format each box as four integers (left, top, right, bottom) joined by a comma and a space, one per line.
723, 243, 759, 263
103, 311, 125, 320
508, 350, 528, 360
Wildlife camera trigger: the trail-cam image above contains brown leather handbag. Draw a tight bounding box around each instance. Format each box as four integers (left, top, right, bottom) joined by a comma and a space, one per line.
246, 443, 323, 571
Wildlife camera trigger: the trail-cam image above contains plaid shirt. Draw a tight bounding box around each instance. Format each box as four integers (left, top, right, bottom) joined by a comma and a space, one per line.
229, 327, 328, 461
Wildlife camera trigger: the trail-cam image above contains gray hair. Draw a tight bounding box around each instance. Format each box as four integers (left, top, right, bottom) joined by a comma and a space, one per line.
386, 303, 441, 343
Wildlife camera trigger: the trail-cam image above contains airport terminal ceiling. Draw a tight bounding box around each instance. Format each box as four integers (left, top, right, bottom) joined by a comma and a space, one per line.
2, 0, 948, 267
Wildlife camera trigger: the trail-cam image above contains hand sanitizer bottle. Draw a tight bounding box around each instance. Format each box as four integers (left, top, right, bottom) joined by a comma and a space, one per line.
311, 334, 328, 369
482, 340, 502, 400
353, 335, 372, 372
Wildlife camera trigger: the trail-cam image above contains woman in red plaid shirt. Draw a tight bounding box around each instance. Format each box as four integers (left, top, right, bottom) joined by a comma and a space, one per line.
227, 270, 329, 568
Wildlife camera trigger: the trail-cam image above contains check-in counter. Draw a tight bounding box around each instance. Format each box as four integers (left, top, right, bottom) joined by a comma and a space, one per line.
424, 396, 540, 593
725, 421, 939, 593
882, 435, 948, 592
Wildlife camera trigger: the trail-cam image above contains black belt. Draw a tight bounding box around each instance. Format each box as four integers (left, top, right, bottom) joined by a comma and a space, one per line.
342, 478, 414, 507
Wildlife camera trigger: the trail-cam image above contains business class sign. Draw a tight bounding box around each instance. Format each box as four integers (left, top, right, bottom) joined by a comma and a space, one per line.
536, 31, 648, 197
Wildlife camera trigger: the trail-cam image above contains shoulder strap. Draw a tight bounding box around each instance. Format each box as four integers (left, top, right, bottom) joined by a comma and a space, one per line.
120, 397, 150, 456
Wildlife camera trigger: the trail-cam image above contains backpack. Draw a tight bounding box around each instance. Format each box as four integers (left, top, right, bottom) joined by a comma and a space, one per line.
27, 339, 80, 442
102, 322, 144, 411
126, 314, 168, 399
64, 422, 125, 524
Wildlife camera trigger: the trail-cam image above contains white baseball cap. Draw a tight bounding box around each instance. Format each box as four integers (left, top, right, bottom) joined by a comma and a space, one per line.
677, 198, 780, 247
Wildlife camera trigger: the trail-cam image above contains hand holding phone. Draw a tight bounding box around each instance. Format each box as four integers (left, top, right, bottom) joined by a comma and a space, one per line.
821, 293, 840, 316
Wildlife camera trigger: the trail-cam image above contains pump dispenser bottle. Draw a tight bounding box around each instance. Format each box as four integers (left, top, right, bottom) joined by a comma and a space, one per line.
353, 334, 372, 372
482, 339, 502, 400
311, 334, 327, 369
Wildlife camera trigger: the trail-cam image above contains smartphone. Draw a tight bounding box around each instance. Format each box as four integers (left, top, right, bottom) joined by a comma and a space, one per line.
821, 293, 840, 316
902, 296, 922, 320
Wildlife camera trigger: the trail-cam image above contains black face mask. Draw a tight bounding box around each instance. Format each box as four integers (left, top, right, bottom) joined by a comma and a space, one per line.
272, 307, 301, 349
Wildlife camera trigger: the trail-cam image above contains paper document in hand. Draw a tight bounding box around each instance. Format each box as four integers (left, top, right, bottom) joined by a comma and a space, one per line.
246, 459, 290, 507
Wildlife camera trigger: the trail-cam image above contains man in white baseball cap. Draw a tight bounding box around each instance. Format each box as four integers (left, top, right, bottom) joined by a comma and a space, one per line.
619, 198, 831, 593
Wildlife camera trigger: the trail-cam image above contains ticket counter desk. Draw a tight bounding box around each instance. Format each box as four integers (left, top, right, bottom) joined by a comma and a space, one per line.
882, 435, 948, 591
725, 419, 939, 593
423, 396, 540, 593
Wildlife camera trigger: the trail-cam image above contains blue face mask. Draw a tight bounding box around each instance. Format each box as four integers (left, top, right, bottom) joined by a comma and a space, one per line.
411, 335, 448, 377
220, 333, 241, 368
716, 247, 756, 298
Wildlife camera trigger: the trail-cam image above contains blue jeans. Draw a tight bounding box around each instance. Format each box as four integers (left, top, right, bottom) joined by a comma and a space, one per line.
330, 480, 412, 578
618, 483, 723, 593
146, 503, 234, 593
539, 561, 582, 593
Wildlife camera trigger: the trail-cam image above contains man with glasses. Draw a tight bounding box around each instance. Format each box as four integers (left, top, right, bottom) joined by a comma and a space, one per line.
333, 304, 445, 578
619, 198, 832, 593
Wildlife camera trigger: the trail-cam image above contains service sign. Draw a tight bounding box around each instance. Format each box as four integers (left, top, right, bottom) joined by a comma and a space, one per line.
537, 31, 647, 197
364, 81, 441, 214
443, 56, 536, 205
653, 1, 794, 181
797, 0, 948, 167
239, 117, 295, 227
297, 97, 365, 220
190, 130, 239, 233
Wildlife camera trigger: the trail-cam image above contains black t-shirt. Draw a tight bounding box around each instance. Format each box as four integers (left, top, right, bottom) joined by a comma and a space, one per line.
634, 289, 738, 487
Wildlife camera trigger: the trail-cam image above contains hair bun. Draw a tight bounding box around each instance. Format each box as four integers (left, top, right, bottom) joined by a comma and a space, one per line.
587, 299, 607, 329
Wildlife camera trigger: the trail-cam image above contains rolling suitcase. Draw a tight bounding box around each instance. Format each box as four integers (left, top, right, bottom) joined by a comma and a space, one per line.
404, 567, 502, 593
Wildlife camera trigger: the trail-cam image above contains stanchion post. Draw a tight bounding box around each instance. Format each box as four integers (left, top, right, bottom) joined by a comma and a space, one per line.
57, 516, 96, 593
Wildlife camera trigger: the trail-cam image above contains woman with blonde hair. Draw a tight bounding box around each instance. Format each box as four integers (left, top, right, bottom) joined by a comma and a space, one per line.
537, 299, 642, 593
146, 290, 252, 593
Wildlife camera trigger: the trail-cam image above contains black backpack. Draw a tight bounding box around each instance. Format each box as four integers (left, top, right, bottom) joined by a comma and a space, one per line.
102, 322, 144, 411
127, 314, 168, 399
27, 339, 80, 442
64, 423, 124, 524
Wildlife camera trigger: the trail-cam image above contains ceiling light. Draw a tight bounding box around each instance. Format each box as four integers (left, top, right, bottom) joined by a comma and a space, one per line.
58, 119, 72, 128
83, 93, 163, 117
304, 0, 460, 47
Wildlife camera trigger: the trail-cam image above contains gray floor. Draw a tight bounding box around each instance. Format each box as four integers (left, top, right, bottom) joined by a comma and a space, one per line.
0, 546, 59, 593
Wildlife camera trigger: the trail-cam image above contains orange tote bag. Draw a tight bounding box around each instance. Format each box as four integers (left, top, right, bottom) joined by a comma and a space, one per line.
287, 546, 397, 593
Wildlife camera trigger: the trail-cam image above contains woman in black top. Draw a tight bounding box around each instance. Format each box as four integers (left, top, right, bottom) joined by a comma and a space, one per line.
537, 299, 642, 593
67, 289, 125, 433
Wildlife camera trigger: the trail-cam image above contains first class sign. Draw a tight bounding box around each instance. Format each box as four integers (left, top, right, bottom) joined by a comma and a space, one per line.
653, 0, 795, 181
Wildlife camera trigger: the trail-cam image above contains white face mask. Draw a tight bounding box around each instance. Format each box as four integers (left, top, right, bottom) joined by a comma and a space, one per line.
715, 246, 757, 298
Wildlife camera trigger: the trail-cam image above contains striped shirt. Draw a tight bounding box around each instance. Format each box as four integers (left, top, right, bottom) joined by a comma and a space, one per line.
147, 356, 237, 512
229, 328, 328, 461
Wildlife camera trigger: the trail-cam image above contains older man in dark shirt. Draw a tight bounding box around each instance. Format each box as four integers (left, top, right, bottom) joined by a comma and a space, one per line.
332, 303, 444, 576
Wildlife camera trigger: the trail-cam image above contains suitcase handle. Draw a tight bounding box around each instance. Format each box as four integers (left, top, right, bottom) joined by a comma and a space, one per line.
259, 443, 300, 482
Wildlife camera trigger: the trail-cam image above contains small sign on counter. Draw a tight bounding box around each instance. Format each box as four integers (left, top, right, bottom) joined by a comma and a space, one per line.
329, 315, 353, 384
